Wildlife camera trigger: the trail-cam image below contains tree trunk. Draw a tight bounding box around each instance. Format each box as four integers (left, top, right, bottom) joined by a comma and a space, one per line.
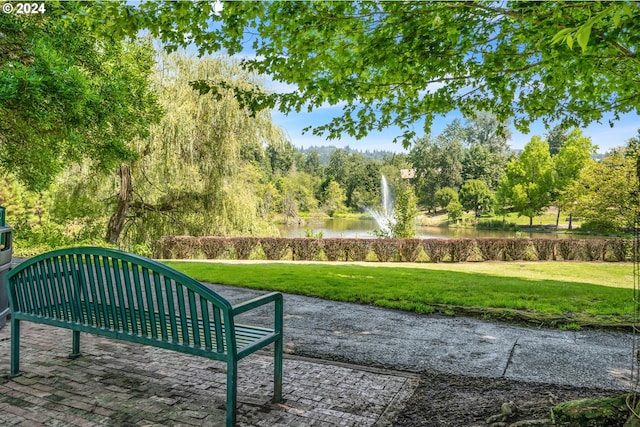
568, 213, 573, 230
529, 216, 533, 227
106, 164, 132, 245
555, 206, 561, 230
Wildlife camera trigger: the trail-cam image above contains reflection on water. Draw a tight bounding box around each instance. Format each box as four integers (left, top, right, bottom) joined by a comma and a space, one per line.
276, 217, 588, 239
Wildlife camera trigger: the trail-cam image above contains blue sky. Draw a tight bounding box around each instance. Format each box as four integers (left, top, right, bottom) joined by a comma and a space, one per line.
271, 106, 640, 155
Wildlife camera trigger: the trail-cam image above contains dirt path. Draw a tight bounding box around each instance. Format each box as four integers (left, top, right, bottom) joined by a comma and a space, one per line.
392, 371, 626, 426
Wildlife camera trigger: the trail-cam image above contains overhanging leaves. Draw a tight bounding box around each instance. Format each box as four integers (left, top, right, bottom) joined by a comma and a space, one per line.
46, 1, 640, 147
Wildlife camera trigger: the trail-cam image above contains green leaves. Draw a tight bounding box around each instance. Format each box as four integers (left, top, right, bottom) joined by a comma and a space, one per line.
497, 137, 554, 224
459, 179, 494, 213
550, 2, 638, 54
391, 182, 419, 239
17, 1, 640, 152
0, 7, 159, 190
550, 28, 573, 46
575, 24, 591, 51
561, 143, 639, 233
57, 1, 640, 146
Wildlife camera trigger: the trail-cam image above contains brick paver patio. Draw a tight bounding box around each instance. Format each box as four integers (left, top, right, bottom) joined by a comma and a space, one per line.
0, 322, 417, 426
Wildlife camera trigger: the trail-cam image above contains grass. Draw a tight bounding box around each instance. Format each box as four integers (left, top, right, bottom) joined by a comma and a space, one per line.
490, 211, 568, 227
377, 262, 634, 288
416, 208, 585, 231
163, 260, 635, 330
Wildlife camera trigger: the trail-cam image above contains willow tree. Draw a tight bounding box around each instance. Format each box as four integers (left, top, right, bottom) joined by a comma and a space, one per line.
104, 52, 287, 245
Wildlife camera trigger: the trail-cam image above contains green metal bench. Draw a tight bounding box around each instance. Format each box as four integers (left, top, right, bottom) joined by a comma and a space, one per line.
6, 247, 283, 427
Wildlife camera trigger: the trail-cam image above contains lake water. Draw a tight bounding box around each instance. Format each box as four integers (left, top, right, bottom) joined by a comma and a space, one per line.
276, 217, 586, 239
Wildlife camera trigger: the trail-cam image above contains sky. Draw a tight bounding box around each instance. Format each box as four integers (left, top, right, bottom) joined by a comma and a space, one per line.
270, 104, 640, 155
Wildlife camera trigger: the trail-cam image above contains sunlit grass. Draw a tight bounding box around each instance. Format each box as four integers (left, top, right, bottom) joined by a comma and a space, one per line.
361, 261, 633, 288
163, 260, 634, 329
416, 209, 583, 229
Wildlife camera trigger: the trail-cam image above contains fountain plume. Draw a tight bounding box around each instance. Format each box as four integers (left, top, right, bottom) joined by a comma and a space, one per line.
367, 175, 396, 237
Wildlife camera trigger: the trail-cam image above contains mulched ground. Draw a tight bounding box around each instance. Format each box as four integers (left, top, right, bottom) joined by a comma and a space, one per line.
392, 370, 628, 427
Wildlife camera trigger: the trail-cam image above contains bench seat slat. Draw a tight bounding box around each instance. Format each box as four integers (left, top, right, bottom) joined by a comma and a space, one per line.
35, 302, 276, 354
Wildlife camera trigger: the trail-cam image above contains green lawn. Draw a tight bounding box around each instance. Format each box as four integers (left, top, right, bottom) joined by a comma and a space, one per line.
416, 208, 584, 230
163, 261, 635, 330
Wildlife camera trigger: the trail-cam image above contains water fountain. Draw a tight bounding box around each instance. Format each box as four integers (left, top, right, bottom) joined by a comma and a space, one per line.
367, 175, 396, 237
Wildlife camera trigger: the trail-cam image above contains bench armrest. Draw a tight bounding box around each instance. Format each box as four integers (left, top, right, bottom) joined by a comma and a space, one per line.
232, 292, 283, 316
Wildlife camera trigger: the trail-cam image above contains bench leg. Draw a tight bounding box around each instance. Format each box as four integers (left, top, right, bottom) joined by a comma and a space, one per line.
274, 337, 283, 402
10, 318, 21, 377
69, 330, 81, 359
226, 359, 238, 427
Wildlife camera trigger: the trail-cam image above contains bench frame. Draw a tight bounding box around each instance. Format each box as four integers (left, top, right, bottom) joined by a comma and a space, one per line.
6, 247, 283, 426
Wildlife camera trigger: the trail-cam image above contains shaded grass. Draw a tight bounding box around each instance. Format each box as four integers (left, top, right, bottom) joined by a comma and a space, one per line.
163, 261, 634, 330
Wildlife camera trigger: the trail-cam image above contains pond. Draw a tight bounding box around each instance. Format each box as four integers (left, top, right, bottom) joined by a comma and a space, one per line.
276, 217, 591, 239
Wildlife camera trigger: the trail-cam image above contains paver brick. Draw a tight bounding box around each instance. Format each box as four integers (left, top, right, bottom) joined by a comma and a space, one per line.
1, 322, 417, 426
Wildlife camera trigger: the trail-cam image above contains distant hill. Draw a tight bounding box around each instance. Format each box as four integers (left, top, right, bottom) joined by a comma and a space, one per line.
297, 145, 397, 164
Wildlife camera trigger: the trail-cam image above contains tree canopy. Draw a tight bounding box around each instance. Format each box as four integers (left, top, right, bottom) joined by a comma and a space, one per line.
562, 149, 638, 232
459, 179, 495, 214
497, 136, 554, 226
409, 129, 464, 211
77, 1, 639, 146
0, 4, 160, 190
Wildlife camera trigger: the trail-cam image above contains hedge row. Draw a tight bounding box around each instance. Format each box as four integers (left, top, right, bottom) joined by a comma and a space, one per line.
154, 236, 635, 262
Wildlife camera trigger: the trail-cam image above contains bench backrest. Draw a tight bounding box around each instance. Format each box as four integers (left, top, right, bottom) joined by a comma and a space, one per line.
7, 247, 236, 355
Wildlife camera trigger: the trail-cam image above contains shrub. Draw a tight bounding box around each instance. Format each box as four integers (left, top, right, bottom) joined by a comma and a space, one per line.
290, 238, 321, 261
321, 239, 346, 261
583, 239, 606, 261
476, 238, 504, 261
532, 239, 555, 261
446, 201, 464, 222
260, 238, 290, 260
199, 236, 228, 259
153, 236, 623, 263
391, 183, 419, 239
423, 239, 449, 263
125, 242, 151, 258
557, 239, 583, 261
230, 237, 260, 260
372, 239, 399, 262
398, 239, 422, 262
503, 238, 529, 261
345, 239, 372, 261
179, 236, 202, 259
154, 236, 172, 259
435, 187, 458, 210
605, 239, 631, 262
448, 239, 475, 262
